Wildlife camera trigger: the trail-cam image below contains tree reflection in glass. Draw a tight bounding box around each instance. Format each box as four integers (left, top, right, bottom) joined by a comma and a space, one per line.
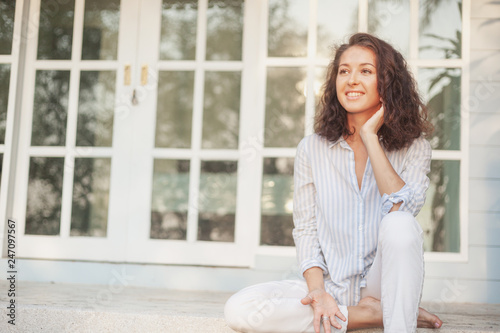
268, 0, 308, 57
76, 71, 116, 147
202, 71, 240, 149
0, 0, 15, 55
265, 67, 306, 148
26, 157, 64, 235
0, 154, 3, 188
417, 160, 460, 252
70, 158, 111, 237
31, 70, 70, 146
206, 0, 244, 61
368, 0, 410, 57
198, 161, 237, 242
81, 0, 120, 60
317, 0, 357, 58
160, 0, 197, 60
261, 158, 294, 246
37, 0, 75, 60
0, 65, 10, 144
419, 0, 462, 59
419, 68, 461, 151
150, 159, 190, 240
156, 71, 194, 148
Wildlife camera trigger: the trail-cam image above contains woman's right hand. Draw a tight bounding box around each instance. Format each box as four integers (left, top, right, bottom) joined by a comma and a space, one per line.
301, 289, 346, 333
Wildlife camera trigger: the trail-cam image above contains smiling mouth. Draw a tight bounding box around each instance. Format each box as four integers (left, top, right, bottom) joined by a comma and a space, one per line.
346, 92, 364, 98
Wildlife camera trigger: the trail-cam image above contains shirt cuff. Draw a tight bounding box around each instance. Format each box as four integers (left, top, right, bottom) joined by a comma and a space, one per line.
299, 259, 329, 276
380, 184, 414, 215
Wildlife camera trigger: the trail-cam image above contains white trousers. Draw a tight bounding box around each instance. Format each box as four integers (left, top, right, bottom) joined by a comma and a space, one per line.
224, 211, 425, 333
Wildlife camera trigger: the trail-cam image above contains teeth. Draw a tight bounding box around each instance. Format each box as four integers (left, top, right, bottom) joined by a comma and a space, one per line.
347, 92, 363, 97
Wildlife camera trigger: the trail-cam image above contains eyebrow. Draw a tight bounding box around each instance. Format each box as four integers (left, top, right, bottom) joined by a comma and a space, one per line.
339, 63, 376, 67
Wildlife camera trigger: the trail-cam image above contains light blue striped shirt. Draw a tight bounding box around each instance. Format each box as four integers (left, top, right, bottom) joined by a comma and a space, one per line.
292, 134, 431, 306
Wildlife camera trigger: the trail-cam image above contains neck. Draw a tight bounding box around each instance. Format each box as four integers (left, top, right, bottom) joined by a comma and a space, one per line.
346, 109, 377, 132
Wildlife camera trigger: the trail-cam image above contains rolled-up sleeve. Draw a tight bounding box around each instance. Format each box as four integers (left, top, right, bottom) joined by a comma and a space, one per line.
380, 137, 432, 216
292, 138, 328, 274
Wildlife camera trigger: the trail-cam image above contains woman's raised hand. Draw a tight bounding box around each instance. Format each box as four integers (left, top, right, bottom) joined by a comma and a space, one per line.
301, 289, 346, 333
360, 104, 384, 142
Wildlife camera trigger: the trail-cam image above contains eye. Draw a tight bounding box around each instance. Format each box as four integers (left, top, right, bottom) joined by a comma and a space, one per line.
361, 68, 372, 74
339, 68, 349, 75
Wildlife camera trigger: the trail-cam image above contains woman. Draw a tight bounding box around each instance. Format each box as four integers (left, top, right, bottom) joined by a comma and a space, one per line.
225, 33, 443, 333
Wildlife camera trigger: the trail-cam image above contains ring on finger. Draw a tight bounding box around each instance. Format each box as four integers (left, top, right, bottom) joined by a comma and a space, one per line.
321, 316, 330, 322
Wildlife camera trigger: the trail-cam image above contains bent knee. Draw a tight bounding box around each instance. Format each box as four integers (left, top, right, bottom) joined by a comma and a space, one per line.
379, 211, 422, 248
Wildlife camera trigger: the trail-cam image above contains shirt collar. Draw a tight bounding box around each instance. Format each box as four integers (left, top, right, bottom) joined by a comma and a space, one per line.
328, 136, 349, 149
328, 135, 385, 150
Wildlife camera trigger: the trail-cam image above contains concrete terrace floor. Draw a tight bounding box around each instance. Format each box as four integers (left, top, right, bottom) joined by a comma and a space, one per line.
0, 281, 499, 332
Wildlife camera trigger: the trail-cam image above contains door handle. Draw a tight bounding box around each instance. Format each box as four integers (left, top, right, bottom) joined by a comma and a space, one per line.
141, 64, 148, 85
124, 64, 131, 86
131, 89, 138, 105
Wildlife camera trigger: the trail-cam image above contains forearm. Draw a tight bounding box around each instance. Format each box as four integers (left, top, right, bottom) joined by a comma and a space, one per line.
362, 133, 405, 211
304, 267, 326, 292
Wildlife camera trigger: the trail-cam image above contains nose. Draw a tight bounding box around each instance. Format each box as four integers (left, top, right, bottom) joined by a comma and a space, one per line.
348, 72, 358, 86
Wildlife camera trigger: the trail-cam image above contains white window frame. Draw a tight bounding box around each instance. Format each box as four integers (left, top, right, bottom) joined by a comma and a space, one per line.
0, 0, 25, 255
10, 0, 139, 261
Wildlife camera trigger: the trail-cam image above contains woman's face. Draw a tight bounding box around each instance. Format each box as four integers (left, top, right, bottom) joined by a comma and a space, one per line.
336, 46, 381, 117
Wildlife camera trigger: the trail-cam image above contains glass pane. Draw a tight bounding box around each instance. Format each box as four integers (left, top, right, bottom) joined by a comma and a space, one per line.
368, 0, 410, 57
317, 0, 357, 58
70, 158, 111, 237
419, 68, 461, 150
155, 71, 194, 148
37, 0, 75, 60
0, 64, 10, 144
206, 0, 244, 61
31, 70, 70, 146
265, 67, 306, 147
268, 0, 308, 57
419, 0, 462, 59
81, 0, 120, 60
315, 66, 326, 111
198, 161, 237, 242
260, 158, 294, 246
202, 71, 240, 149
26, 157, 64, 235
417, 160, 460, 252
76, 71, 116, 147
150, 159, 190, 240
159, 0, 197, 60
0, 0, 16, 54
0, 153, 3, 188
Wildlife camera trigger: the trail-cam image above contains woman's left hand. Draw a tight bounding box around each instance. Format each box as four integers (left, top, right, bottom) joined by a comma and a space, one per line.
360, 104, 384, 141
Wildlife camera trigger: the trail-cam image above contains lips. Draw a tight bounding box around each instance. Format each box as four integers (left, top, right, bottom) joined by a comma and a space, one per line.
345, 91, 365, 100
346, 91, 364, 97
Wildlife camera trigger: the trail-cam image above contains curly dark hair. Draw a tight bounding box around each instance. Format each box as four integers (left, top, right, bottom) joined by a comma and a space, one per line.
315, 33, 433, 151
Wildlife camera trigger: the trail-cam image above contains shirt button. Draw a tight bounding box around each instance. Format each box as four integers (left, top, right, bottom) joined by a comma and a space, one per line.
358, 225, 363, 231
390, 196, 395, 200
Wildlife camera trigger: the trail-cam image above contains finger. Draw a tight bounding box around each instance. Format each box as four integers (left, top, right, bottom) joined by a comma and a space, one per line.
331, 317, 342, 330
335, 308, 347, 322
323, 317, 332, 333
313, 313, 321, 333
301, 296, 311, 305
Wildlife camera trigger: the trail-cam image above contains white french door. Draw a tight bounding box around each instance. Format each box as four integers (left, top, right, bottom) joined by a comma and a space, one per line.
13, 0, 259, 266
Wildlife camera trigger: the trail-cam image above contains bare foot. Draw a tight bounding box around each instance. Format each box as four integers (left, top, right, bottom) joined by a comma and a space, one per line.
418, 307, 443, 329
349, 297, 443, 330
347, 297, 383, 329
